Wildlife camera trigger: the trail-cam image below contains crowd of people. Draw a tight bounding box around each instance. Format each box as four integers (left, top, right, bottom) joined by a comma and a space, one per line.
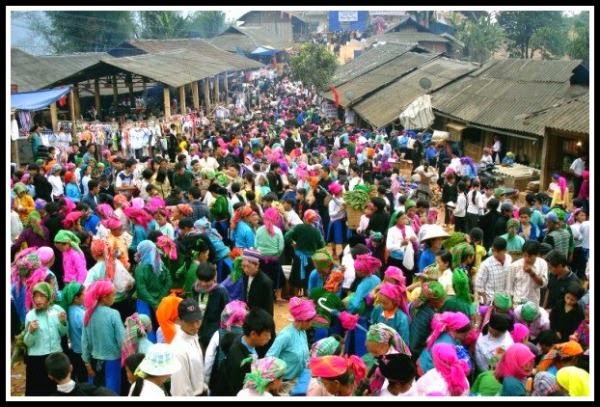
10, 70, 591, 398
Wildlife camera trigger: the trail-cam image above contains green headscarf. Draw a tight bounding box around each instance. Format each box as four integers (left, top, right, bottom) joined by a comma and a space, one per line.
25, 211, 45, 237
54, 230, 82, 253
471, 370, 502, 396
520, 301, 540, 322
310, 336, 341, 358
60, 282, 83, 310
243, 357, 287, 395
32, 281, 54, 302
13, 182, 28, 195
413, 281, 447, 314
388, 210, 406, 228
404, 200, 416, 210
366, 323, 411, 356
230, 256, 243, 283
443, 232, 467, 251
312, 248, 333, 270
494, 188, 506, 199
551, 208, 567, 223
506, 219, 519, 229
450, 242, 475, 269
215, 172, 229, 187
452, 268, 472, 304
493, 292, 512, 312
74, 157, 83, 165
201, 167, 216, 180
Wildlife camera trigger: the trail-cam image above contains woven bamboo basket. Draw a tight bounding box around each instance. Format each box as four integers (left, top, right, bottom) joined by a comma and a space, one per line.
346, 206, 363, 230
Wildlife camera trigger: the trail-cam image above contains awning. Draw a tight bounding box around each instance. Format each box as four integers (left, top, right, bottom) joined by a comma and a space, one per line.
11, 86, 73, 111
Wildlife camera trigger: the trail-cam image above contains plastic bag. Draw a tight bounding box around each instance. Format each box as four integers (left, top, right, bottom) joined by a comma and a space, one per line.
402, 243, 415, 270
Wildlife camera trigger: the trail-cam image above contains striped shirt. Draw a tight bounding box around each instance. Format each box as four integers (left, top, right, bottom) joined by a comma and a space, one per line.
475, 253, 513, 303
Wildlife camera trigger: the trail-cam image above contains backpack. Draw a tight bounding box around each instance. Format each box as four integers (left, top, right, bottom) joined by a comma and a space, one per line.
209, 330, 242, 396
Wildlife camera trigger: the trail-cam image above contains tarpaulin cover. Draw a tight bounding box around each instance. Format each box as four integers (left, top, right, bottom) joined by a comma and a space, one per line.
11, 86, 73, 111
251, 46, 278, 56
399, 94, 435, 130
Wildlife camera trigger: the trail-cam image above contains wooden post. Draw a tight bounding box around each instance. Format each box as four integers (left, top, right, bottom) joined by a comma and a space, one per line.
73, 85, 81, 120
191, 80, 200, 111
94, 79, 101, 118
69, 88, 77, 143
163, 87, 171, 117
539, 132, 550, 191
223, 72, 229, 104
203, 79, 211, 113
112, 75, 119, 106
213, 75, 219, 104
50, 102, 58, 132
179, 86, 186, 114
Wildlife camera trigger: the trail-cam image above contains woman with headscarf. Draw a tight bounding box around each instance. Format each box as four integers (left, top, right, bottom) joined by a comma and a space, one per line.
266, 297, 316, 388
442, 268, 478, 323
237, 357, 287, 397
418, 311, 472, 375
306, 336, 345, 396
556, 366, 590, 397
416, 342, 470, 396
134, 240, 172, 343
536, 340, 583, 376
370, 282, 410, 345
60, 281, 87, 382
22, 282, 68, 396
493, 342, 535, 396
13, 182, 35, 222
193, 217, 231, 283
10, 248, 42, 325
121, 313, 153, 366
125, 207, 157, 269
385, 210, 418, 286
513, 301, 550, 342
81, 279, 126, 395
550, 176, 571, 210
154, 293, 183, 345
531, 371, 562, 396
409, 281, 447, 360
10, 210, 51, 259
343, 254, 382, 357
230, 205, 257, 250
285, 209, 327, 297
102, 216, 131, 271
475, 311, 515, 373
255, 207, 285, 301
308, 354, 367, 396
54, 229, 88, 285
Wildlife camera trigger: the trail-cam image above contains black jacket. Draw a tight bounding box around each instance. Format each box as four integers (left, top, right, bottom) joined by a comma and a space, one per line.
193, 285, 230, 349
243, 270, 274, 316
52, 382, 116, 396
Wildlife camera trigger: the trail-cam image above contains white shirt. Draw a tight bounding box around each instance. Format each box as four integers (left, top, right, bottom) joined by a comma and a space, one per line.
380, 380, 418, 397
415, 368, 470, 396
237, 388, 273, 397
386, 225, 417, 253
569, 158, 585, 176
11, 209, 23, 242
47, 174, 64, 198
466, 190, 485, 215
492, 140, 501, 153
580, 220, 590, 249
328, 198, 346, 222
453, 192, 467, 217
285, 209, 303, 227
348, 176, 363, 192
475, 332, 514, 373
341, 246, 356, 290
170, 329, 205, 396
204, 330, 220, 386
199, 156, 220, 172
506, 257, 548, 306
128, 379, 167, 398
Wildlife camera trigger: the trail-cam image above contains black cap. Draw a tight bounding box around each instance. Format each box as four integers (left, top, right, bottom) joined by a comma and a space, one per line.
178, 298, 203, 322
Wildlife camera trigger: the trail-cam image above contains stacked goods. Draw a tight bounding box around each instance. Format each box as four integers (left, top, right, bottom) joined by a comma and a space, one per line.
344, 187, 371, 229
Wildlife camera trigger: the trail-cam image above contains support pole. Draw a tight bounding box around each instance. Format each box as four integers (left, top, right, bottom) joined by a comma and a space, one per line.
213, 76, 219, 104
50, 102, 58, 132
94, 79, 101, 119
223, 72, 229, 104
192, 80, 200, 111
163, 87, 171, 117
179, 86, 186, 114
203, 79, 211, 113
69, 88, 77, 143
112, 75, 119, 106
73, 85, 81, 120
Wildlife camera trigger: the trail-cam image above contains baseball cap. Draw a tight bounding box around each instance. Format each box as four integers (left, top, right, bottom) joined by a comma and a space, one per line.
178, 298, 203, 322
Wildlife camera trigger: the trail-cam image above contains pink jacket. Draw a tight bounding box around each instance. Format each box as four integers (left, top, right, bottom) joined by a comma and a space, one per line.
62, 248, 88, 284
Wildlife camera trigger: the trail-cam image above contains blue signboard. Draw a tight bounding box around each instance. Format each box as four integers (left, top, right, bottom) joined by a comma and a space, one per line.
328, 10, 369, 32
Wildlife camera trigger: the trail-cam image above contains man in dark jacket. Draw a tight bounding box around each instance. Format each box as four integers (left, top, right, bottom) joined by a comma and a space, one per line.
187, 186, 209, 221
47, 352, 116, 396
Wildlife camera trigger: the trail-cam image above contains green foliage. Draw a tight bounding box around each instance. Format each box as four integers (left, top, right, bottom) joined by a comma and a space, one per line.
137, 11, 192, 39
497, 11, 563, 58
455, 14, 506, 64
529, 22, 569, 60
290, 43, 338, 91
566, 12, 589, 65
29, 11, 135, 53
188, 11, 227, 39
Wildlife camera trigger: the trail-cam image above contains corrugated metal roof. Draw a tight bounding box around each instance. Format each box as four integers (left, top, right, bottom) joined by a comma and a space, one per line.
11, 48, 108, 91
369, 31, 450, 45
330, 43, 417, 87
211, 26, 293, 53
210, 33, 256, 53
521, 92, 589, 135
432, 59, 587, 136
353, 57, 478, 128
325, 52, 439, 108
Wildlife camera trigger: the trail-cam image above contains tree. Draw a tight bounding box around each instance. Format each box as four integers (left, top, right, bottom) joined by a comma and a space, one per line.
529, 22, 569, 60
497, 11, 563, 58
188, 11, 227, 39
290, 43, 338, 91
567, 12, 589, 66
455, 14, 506, 64
136, 11, 192, 39
26, 11, 135, 54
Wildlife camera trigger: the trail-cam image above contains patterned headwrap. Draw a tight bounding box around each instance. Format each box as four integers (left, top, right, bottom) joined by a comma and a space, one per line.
354, 254, 382, 275
556, 366, 590, 397
426, 312, 471, 349
289, 297, 317, 321
550, 208, 567, 223
384, 266, 406, 285
230, 205, 254, 232
243, 357, 287, 395
121, 313, 152, 366
312, 248, 333, 270
155, 293, 183, 344
32, 281, 54, 303
54, 229, 82, 253
450, 242, 474, 269
431, 342, 470, 396
11, 248, 41, 293
34, 198, 47, 211
303, 209, 319, 224
532, 372, 560, 397
537, 340, 584, 372
366, 323, 411, 356
451, 268, 472, 304
135, 240, 163, 276
308, 355, 367, 386
310, 337, 341, 358
176, 204, 193, 217
26, 268, 50, 310
494, 343, 535, 381
60, 282, 83, 310
414, 281, 447, 310
25, 211, 45, 238
96, 203, 114, 219
493, 292, 512, 312
156, 235, 178, 260
262, 207, 280, 237
427, 207, 439, 223
229, 256, 244, 283
324, 270, 344, 293
83, 279, 115, 326
220, 300, 249, 330
520, 301, 540, 322
62, 211, 84, 229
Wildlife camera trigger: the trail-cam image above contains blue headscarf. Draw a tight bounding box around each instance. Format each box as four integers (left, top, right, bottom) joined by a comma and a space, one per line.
136, 240, 163, 276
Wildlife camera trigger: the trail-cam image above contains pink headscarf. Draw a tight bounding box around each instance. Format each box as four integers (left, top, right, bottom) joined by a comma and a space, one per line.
113, 194, 130, 208
426, 312, 471, 349
427, 208, 439, 223
177, 204, 193, 217
328, 182, 343, 196
62, 211, 84, 229
96, 203, 114, 220
289, 297, 316, 321
36, 246, 55, 265
354, 254, 382, 275
62, 198, 76, 214
123, 207, 152, 229
25, 268, 49, 310
510, 323, 530, 343
262, 207, 280, 237
83, 279, 115, 326
131, 197, 145, 209
431, 342, 470, 396
156, 235, 178, 260
558, 176, 568, 199
384, 266, 406, 285
494, 343, 535, 381
101, 216, 123, 231
220, 300, 249, 330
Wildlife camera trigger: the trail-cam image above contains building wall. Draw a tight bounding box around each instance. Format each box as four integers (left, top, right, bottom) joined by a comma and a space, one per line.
241, 11, 297, 42
418, 41, 448, 54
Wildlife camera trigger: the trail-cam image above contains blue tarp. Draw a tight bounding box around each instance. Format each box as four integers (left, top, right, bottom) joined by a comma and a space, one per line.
328, 10, 369, 32
251, 47, 278, 56
11, 86, 73, 111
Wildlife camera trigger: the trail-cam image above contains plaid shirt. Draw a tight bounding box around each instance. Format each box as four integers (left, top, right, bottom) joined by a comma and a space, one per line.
506, 257, 548, 306
475, 253, 513, 303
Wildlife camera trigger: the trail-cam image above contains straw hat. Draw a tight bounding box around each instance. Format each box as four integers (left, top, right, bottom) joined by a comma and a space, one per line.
420, 225, 450, 243
137, 343, 181, 376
